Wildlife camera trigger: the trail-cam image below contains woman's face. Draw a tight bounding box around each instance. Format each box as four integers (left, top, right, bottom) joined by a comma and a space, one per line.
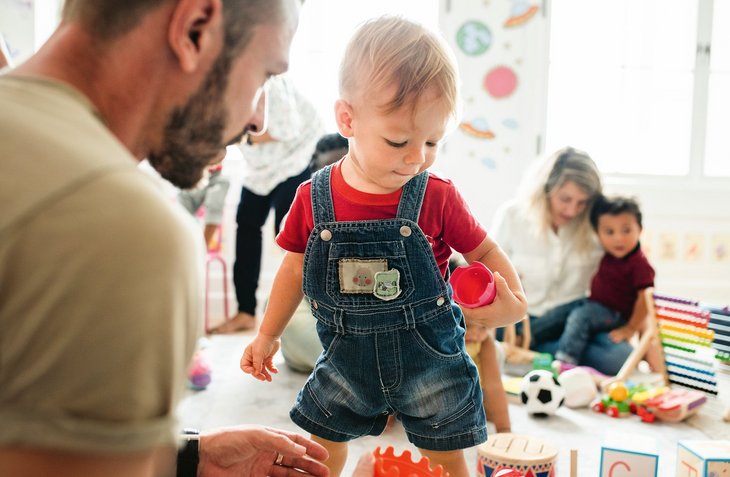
548, 180, 591, 230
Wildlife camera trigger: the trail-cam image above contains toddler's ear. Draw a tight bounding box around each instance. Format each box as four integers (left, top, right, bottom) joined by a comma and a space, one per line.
334, 99, 354, 138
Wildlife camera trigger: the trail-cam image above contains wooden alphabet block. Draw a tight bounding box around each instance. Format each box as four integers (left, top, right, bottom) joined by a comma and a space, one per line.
676, 440, 730, 477
600, 433, 658, 477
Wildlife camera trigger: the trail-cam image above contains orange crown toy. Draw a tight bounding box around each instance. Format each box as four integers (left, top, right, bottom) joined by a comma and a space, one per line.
373, 447, 448, 477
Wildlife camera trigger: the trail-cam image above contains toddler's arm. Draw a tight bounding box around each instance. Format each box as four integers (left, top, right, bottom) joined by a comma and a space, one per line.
240, 252, 304, 381
461, 236, 527, 328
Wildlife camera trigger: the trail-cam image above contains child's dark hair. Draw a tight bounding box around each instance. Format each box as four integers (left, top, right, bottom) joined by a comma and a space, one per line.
310, 133, 349, 172
590, 195, 643, 230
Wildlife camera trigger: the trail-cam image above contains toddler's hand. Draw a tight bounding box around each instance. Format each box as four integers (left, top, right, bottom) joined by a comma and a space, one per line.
488, 271, 528, 327
240, 334, 280, 382
608, 325, 635, 343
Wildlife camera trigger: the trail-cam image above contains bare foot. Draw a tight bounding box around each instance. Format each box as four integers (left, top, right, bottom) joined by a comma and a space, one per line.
210, 312, 256, 334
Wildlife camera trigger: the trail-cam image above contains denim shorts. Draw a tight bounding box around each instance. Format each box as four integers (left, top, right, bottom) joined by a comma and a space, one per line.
289, 302, 487, 451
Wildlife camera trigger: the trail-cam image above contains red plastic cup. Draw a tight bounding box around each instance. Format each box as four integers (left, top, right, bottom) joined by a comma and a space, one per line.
449, 262, 496, 308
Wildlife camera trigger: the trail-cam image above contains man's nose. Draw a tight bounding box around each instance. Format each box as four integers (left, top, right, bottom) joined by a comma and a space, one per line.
246, 88, 268, 137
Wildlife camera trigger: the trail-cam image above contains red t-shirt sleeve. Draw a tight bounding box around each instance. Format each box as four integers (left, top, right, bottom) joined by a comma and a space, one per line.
276, 181, 314, 253
631, 252, 655, 290
425, 176, 487, 255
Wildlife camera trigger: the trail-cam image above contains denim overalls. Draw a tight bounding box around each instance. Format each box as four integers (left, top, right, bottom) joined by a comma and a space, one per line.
289, 165, 487, 451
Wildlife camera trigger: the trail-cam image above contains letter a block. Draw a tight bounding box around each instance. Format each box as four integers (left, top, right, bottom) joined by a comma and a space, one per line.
676, 440, 730, 477
600, 432, 658, 477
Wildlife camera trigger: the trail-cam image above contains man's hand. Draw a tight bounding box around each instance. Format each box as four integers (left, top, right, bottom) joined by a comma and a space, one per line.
198, 426, 329, 477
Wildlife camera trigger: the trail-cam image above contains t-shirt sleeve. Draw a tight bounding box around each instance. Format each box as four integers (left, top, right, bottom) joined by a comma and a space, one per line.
632, 254, 656, 290
438, 180, 487, 254
276, 181, 314, 253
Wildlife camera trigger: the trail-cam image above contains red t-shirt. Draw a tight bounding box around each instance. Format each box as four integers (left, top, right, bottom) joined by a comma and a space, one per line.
276, 161, 487, 277
590, 245, 655, 319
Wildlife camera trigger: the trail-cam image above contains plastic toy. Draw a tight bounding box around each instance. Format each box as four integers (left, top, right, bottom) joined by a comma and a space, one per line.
449, 262, 496, 308
187, 350, 212, 390
558, 367, 598, 408
373, 446, 446, 477
520, 369, 565, 416
642, 388, 707, 422
592, 382, 634, 418
590, 381, 702, 423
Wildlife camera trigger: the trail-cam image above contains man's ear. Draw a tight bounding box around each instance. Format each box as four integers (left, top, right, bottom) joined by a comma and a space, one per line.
168, 0, 224, 73
335, 99, 354, 138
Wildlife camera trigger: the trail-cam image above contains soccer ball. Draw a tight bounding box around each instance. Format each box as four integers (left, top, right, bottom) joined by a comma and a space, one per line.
520, 370, 565, 416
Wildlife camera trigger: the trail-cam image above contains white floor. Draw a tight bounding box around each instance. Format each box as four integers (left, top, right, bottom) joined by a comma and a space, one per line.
179, 330, 728, 477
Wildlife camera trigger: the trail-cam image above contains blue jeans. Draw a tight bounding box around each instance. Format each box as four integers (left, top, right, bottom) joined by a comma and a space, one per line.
498, 299, 634, 376
555, 300, 624, 364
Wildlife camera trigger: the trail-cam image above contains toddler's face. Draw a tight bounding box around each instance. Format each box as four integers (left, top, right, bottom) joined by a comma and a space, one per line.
596, 212, 642, 259
342, 85, 451, 194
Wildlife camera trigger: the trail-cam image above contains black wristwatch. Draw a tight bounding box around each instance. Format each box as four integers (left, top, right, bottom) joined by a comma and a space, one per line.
177, 428, 200, 477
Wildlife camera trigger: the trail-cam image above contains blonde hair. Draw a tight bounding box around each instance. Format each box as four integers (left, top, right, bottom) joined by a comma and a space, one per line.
339, 16, 459, 119
519, 146, 603, 255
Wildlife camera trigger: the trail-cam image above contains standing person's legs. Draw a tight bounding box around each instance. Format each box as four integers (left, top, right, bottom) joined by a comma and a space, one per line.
419, 449, 469, 477
310, 436, 348, 477
212, 186, 272, 333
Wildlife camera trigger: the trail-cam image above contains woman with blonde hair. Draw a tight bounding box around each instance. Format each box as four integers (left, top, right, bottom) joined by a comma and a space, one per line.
490, 146, 633, 375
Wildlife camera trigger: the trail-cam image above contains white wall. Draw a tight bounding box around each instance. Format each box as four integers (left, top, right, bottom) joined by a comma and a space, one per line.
437, 0, 547, 228
605, 179, 730, 305
0, 0, 61, 65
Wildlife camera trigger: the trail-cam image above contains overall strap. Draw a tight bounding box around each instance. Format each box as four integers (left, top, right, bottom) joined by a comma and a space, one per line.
310, 165, 336, 225
395, 171, 428, 222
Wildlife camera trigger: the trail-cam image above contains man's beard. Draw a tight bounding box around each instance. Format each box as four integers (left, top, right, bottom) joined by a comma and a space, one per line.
147, 51, 232, 189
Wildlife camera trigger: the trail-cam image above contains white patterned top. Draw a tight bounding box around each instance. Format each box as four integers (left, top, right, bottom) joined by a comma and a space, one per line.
237, 75, 325, 195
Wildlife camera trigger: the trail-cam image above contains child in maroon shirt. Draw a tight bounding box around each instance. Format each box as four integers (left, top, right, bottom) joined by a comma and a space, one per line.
555, 195, 655, 364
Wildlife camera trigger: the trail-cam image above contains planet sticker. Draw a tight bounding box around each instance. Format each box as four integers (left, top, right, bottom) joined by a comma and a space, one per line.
504, 3, 540, 28
459, 118, 495, 139
456, 21, 492, 56
484, 66, 517, 98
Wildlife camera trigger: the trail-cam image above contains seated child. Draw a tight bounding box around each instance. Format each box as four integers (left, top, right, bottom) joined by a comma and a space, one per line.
555, 195, 655, 365
240, 16, 527, 477
177, 151, 230, 249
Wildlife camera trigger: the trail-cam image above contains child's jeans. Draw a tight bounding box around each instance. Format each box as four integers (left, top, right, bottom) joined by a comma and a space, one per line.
555, 300, 624, 364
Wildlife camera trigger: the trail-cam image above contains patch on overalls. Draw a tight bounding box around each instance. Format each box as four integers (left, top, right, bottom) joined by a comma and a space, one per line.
373, 269, 401, 301
338, 259, 387, 293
